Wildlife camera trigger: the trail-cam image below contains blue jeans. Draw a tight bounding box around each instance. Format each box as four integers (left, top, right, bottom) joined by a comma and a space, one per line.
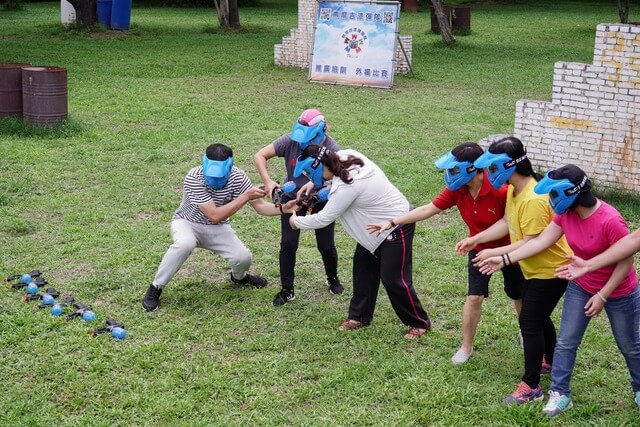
551, 281, 640, 396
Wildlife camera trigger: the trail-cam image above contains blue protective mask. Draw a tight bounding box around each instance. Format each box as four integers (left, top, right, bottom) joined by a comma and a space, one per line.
290, 120, 326, 150
202, 155, 233, 190
534, 172, 588, 214
293, 146, 327, 186
474, 151, 526, 189
434, 152, 477, 191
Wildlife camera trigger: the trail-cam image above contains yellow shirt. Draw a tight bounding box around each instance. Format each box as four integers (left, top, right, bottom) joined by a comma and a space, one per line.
506, 178, 572, 280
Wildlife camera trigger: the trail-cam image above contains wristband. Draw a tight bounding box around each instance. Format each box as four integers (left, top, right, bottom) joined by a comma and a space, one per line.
505, 253, 512, 266
501, 254, 506, 266
596, 291, 607, 303
280, 205, 285, 215
389, 219, 397, 227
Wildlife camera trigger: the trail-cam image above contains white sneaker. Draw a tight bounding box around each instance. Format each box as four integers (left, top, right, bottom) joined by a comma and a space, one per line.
543, 391, 573, 417
518, 331, 524, 348
451, 348, 473, 365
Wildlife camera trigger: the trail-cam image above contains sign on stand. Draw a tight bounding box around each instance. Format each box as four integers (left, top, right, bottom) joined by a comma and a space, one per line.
309, 0, 401, 88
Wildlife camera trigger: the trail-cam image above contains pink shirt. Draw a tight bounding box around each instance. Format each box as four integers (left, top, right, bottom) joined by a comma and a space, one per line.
553, 201, 638, 298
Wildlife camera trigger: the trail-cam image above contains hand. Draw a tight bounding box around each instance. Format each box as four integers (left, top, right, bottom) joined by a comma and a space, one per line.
584, 293, 605, 317
366, 220, 393, 236
555, 255, 589, 281
288, 210, 298, 230
455, 237, 476, 255
281, 199, 301, 214
263, 180, 279, 202
244, 186, 266, 201
296, 181, 315, 200
477, 256, 504, 275
472, 248, 496, 265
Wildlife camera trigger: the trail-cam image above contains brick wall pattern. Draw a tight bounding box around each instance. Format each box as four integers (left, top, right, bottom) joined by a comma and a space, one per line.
274, 0, 412, 75
514, 24, 640, 192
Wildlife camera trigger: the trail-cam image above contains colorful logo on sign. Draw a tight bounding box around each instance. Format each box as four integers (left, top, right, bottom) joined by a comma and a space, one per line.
342, 28, 367, 57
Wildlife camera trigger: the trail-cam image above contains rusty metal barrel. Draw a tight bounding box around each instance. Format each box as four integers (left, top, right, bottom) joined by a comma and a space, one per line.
0, 63, 30, 118
22, 66, 68, 126
452, 7, 471, 31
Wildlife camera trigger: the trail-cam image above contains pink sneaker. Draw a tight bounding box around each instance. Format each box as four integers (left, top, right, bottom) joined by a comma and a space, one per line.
503, 381, 544, 404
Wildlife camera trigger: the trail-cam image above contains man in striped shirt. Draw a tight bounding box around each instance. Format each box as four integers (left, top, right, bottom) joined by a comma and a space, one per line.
142, 144, 291, 311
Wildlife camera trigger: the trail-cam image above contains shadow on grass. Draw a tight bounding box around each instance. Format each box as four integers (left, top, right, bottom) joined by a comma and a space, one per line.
0, 117, 84, 139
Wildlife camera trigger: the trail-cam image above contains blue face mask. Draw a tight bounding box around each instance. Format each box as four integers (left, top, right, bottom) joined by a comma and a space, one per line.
474, 151, 526, 189
434, 152, 477, 191
293, 147, 327, 186
534, 172, 587, 214
290, 120, 326, 150
202, 156, 233, 190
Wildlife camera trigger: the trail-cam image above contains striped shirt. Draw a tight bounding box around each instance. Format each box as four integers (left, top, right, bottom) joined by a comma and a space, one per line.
173, 166, 253, 225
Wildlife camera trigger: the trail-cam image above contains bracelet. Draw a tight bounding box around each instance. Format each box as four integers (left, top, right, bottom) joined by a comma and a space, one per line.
596, 291, 607, 303
389, 219, 397, 227
505, 253, 512, 266
501, 254, 507, 266
279, 205, 285, 215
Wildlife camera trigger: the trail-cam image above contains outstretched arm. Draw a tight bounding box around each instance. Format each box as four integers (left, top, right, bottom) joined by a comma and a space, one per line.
476, 222, 564, 275
199, 187, 265, 223
366, 203, 442, 236
253, 144, 278, 201
454, 216, 509, 255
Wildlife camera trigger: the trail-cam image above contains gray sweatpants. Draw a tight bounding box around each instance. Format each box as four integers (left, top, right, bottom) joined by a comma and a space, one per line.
153, 218, 253, 289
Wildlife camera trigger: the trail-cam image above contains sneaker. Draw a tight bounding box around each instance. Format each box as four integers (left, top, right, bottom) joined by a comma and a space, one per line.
142, 284, 162, 311
541, 359, 552, 375
518, 331, 524, 348
542, 391, 573, 417
635, 391, 640, 408
230, 273, 267, 288
273, 289, 295, 306
328, 277, 344, 295
451, 348, 473, 365
503, 381, 544, 404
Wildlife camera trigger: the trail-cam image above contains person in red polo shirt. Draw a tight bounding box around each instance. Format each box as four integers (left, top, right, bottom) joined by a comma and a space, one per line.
367, 142, 524, 364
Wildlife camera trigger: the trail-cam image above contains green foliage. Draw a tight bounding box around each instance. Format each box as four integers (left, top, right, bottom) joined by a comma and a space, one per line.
1, 1, 639, 425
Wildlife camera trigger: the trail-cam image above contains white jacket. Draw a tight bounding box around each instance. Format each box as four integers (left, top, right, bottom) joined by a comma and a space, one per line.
293, 149, 410, 253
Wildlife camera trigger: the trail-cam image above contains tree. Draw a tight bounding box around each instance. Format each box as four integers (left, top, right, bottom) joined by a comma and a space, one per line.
67, 0, 97, 27
431, 0, 454, 45
213, 0, 240, 29
617, 0, 629, 24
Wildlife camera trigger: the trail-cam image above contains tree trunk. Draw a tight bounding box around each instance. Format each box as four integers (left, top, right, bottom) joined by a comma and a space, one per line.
67, 0, 97, 27
617, 0, 629, 24
228, 0, 240, 29
431, 0, 454, 44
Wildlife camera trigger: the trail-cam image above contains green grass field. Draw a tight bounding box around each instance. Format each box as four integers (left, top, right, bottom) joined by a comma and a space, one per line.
1, 1, 639, 425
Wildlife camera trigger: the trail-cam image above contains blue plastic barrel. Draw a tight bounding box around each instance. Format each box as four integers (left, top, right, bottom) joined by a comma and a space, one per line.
110, 0, 132, 31
96, 0, 112, 28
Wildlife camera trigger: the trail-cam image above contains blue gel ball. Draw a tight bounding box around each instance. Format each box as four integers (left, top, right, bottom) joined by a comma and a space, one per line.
26, 282, 38, 294
82, 310, 96, 322
51, 304, 63, 316
111, 327, 126, 340
42, 294, 55, 305
21, 274, 32, 284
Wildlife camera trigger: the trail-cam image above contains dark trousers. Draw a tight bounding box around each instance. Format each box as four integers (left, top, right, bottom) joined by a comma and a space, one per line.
279, 211, 338, 289
349, 223, 430, 328
519, 277, 568, 389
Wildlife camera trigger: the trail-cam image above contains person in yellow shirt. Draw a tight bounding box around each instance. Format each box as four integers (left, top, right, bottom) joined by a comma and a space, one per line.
456, 136, 571, 405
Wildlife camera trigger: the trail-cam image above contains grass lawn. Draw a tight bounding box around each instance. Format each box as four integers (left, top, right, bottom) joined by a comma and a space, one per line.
1, 0, 639, 425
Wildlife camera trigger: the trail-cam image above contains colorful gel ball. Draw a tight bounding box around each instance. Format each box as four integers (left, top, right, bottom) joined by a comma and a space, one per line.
42, 294, 55, 305
21, 274, 32, 284
82, 310, 96, 322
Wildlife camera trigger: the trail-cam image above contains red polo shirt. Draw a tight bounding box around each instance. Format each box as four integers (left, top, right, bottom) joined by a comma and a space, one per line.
432, 171, 510, 251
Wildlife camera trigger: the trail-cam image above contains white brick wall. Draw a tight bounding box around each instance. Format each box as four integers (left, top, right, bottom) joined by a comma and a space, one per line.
274, 0, 412, 75
514, 24, 640, 193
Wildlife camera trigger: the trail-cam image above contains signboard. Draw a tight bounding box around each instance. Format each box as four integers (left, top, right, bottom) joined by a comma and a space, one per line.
309, 0, 400, 88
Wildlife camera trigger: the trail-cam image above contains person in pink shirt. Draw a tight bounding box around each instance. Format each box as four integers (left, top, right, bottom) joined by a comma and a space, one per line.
477, 164, 640, 416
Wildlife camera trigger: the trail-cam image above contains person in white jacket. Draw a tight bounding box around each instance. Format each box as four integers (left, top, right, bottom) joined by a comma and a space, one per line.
289, 145, 431, 339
